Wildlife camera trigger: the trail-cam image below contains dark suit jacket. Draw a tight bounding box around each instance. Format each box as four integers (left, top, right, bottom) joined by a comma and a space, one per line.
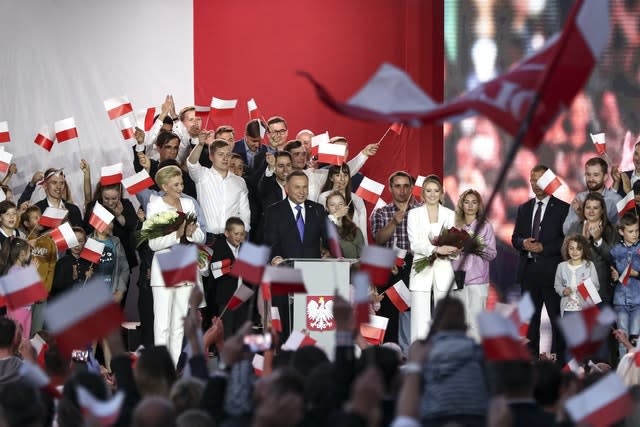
511, 196, 569, 284
258, 175, 285, 212
232, 139, 267, 172
34, 199, 83, 229
508, 402, 557, 427
132, 147, 197, 199
211, 237, 237, 306
263, 198, 329, 259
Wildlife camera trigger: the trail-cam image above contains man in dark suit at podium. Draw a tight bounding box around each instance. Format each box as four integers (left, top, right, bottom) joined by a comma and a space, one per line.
263, 170, 329, 339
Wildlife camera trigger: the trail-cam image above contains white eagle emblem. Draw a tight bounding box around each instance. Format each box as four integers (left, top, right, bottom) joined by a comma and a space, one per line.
306, 296, 335, 331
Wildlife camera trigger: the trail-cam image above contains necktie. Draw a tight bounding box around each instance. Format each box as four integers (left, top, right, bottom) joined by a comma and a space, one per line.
532, 201, 543, 240
295, 205, 305, 242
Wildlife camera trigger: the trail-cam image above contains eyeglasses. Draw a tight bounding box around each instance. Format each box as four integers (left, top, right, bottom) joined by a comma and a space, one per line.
270, 129, 287, 135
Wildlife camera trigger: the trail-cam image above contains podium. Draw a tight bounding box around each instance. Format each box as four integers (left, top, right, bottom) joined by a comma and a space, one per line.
282, 258, 356, 356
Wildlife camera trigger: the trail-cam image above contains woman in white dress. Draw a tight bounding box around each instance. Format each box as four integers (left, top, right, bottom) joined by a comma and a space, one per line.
407, 175, 457, 341
146, 165, 206, 364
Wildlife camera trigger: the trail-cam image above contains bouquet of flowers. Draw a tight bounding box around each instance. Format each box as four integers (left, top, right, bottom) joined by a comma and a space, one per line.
136, 211, 197, 247
413, 226, 487, 273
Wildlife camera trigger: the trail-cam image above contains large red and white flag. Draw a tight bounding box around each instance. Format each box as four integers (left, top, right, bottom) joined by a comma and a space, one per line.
19, 361, 62, 399
360, 315, 389, 345
0, 121, 10, 143
317, 143, 346, 165
211, 97, 237, 117
477, 311, 531, 361
211, 258, 233, 278
576, 278, 601, 305
508, 292, 535, 337
50, 222, 79, 252
355, 177, 385, 205
247, 98, 263, 120
302, 0, 609, 150
39, 207, 68, 229
386, 280, 411, 312
0, 150, 12, 174
54, 117, 79, 143
44, 279, 123, 354
100, 163, 123, 186
359, 245, 396, 286
135, 107, 156, 132
353, 271, 371, 325
30, 334, 48, 368
617, 192, 635, 216
261, 266, 306, 295
156, 244, 198, 287
122, 170, 154, 195
34, 127, 55, 152
590, 133, 606, 155
227, 284, 255, 310
77, 386, 125, 427
536, 168, 562, 196
89, 201, 115, 233
310, 131, 329, 156
565, 373, 633, 427
271, 307, 282, 332
80, 238, 105, 264
0, 265, 47, 309
104, 96, 133, 120
282, 330, 317, 351
559, 304, 616, 362
326, 218, 343, 258
230, 242, 271, 285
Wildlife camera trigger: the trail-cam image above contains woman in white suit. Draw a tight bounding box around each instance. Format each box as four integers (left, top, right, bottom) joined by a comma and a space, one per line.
407, 175, 458, 341
147, 165, 206, 364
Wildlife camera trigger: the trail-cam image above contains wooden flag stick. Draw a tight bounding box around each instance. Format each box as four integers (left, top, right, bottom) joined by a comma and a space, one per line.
375, 127, 392, 145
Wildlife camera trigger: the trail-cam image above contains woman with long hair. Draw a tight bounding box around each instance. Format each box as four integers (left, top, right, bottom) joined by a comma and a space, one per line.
0, 237, 35, 337
324, 191, 365, 258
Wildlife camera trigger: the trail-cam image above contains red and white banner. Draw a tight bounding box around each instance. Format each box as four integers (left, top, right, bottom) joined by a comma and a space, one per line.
360, 315, 389, 345
34, 127, 55, 151
39, 207, 68, 229
262, 265, 306, 295
77, 386, 125, 427
247, 98, 262, 120
477, 311, 531, 361
89, 202, 115, 233
50, 222, 79, 252
577, 278, 601, 305
44, 279, 123, 355
0, 265, 47, 309
306, 296, 335, 331
135, 107, 156, 132
355, 177, 385, 205
80, 238, 105, 264
565, 373, 633, 427
282, 330, 317, 351
374, 198, 387, 210
559, 305, 616, 361
156, 244, 198, 287
353, 271, 371, 325
394, 247, 407, 267
122, 170, 154, 195
413, 175, 426, 198
536, 168, 562, 196
389, 122, 404, 135
508, 291, 534, 337
230, 242, 271, 285
252, 354, 264, 376
590, 133, 606, 155
0, 121, 10, 143
54, 117, 79, 143
326, 218, 343, 258
359, 245, 396, 286
386, 280, 410, 312
117, 116, 136, 143
104, 96, 133, 120
227, 284, 255, 310
617, 192, 635, 216
211, 258, 233, 279
211, 97, 237, 117
194, 105, 211, 119
317, 143, 346, 165
620, 262, 632, 286
271, 306, 282, 332
310, 131, 329, 156
30, 334, 48, 368
19, 361, 62, 399
100, 163, 123, 186
0, 150, 12, 174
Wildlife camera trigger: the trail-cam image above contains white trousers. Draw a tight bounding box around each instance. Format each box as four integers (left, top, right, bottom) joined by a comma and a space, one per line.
152, 285, 192, 365
410, 287, 449, 342
460, 283, 489, 342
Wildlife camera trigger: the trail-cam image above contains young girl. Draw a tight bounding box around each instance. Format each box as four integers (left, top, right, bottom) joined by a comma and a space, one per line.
325, 191, 365, 258
554, 234, 600, 316
90, 215, 130, 304
50, 227, 93, 300
0, 237, 35, 338
0, 201, 24, 245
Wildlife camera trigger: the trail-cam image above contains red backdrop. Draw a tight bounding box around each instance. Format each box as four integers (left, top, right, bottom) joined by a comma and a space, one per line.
194, 0, 443, 201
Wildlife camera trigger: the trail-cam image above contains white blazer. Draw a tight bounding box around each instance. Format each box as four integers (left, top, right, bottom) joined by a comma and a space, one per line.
407, 204, 456, 292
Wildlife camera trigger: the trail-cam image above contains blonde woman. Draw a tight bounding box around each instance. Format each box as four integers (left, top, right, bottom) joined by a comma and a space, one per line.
407, 175, 457, 341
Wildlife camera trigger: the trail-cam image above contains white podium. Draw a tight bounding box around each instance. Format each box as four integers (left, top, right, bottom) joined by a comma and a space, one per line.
283, 258, 356, 356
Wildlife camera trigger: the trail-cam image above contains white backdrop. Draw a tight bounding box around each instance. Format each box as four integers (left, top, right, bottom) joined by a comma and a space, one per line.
0, 0, 194, 206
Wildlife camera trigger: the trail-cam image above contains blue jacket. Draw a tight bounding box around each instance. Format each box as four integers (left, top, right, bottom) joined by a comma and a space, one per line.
610, 241, 640, 306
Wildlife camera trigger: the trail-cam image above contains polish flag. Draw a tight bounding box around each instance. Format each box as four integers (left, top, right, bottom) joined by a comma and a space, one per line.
19, 361, 62, 399
271, 307, 282, 332
565, 373, 633, 427
477, 311, 531, 361
360, 315, 389, 345
77, 386, 125, 427
262, 266, 306, 295
104, 96, 133, 120
563, 358, 583, 375
39, 207, 68, 229
247, 98, 262, 120
50, 222, 79, 252
260, 281, 272, 301
0, 150, 12, 174
374, 197, 387, 210
135, 107, 156, 132
30, 334, 49, 368
310, 131, 329, 156
353, 271, 371, 325
80, 238, 105, 264
44, 279, 123, 355
326, 218, 343, 258
230, 242, 271, 285
619, 262, 632, 286
577, 278, 602, 305
412, 175, 426, 198
227, 284, 255, 310
394, 247, 407, 267
616, 192, 635, 216
156, 244, 198, 287
117, 116, 136, 143
559, 304, 616, 362
590, 133, 606, 155
210, 97, 237, 117
211, 258, 233, 278
54, 117, 79, 143
317, 143, 346, 165
0, 121, 9, 143
89, 202, 115, 233
355, 177, 385, 205
389, 122, 404, 135
282, 330, 317, 351
0, 265, 47, 309
359, 245, 396, 286
508, 292, 534, 337
100, 163, 123, 186
34, 127, 55, 152
252, 354, 264, 376
536, 168, 562, 196
122, 170, 154, 195
386, 280, 411, 312
194, 105, 211, 119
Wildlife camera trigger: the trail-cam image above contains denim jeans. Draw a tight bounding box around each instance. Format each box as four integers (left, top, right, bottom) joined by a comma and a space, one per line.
614, 304, 640, 357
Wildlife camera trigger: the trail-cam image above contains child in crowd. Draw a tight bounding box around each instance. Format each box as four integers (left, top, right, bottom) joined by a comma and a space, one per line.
0, 201, 23, 245
50, 226, 93, 299
89, 216, 129, 304
554, 234, 599, 317
0, 237, 35, 338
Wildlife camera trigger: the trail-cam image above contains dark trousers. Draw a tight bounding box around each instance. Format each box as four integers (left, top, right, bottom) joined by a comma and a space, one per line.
378, 256, 413, 344
137, 244, 155, 348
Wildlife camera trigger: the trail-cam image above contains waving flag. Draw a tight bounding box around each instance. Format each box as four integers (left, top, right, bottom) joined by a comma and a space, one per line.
282, 330, 316, 350
34, 127, 55, 151
100, 163, 123, 186
0, 266, 47, 309
386, 280, 410, 312
558, 305, 616, 362
355, 177, 385, 205
0, 121, 9, 143
576, 278, 601, 305
39, 207, 68, 229
76, 386, 125, 427
565, 373, 633, 427
104, 96, 133, 120
89, 202, 114, 233
122, 170, 154, 195
359, 245, 396, 286
617, 192, 635, 217
536, 169, 562, 196
80, 238, 105, 264
262, 266, 306, 295
54, 117, 79, 143
211, 97, 237, 117
0, 150, 12, 174
589, 133, 606, 155
135, 107, 157, 132
50, 222, 79, 252
156, 244, 198, 287
247, 98, 263, 120
478, 311, 531, 361
230, 242, 271, 285
226, 284, 255, 310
